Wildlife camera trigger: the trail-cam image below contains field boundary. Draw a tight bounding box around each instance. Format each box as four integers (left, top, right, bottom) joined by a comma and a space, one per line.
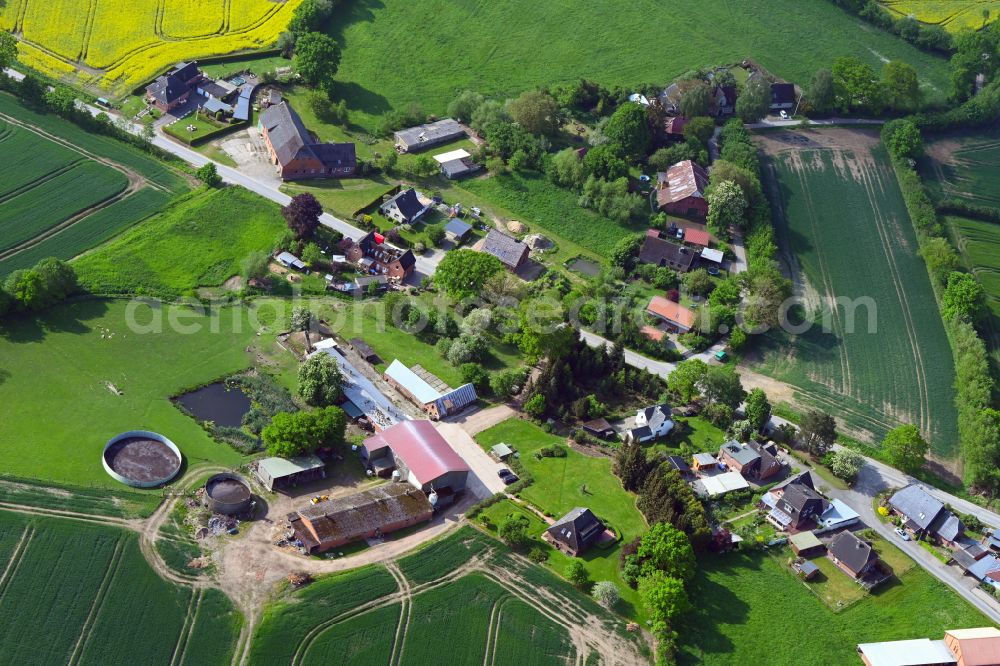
0, 524, 35, 604
168, 587, 202, 666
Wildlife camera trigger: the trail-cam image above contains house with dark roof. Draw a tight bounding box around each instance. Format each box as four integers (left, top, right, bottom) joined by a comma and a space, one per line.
394, 118, 466, 153
259, 102, 357, 181
889, 484, 965, 546
654, 160, 709, 219
626, 403, 674, 443
582, 418, 615, 440
381, 188, 431, 225
639, 231, 697, 272
769, 82, 797, 111
145, 62, 202, 112
747, 440, 782, 480
481, 230, 529, 271
718, 441, 762, 477
290, 483, 433, 553
768, 482, 827, 532
444, 218, 472, 243
342, 231, 416, 281
827, 530, 880, 580
663, 116, 688, 142
441, 157, 481, 180
362, 421, 469, 502
544, 508, 606, 556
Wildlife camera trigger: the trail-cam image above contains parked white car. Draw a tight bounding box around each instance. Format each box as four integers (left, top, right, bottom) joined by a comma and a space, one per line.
894, 527, 911, 541
779, 110, 789, 120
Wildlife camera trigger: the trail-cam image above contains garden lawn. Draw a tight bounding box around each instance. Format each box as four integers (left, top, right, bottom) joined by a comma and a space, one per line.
677, 549, 990, 665
318, 299, 522, 388
0, 299, 258, 488
475, 418, 648, 620
74, 187, 286, 297
327, 0, 948, 133
457, 172, 644, 261
753, 129, 958, 454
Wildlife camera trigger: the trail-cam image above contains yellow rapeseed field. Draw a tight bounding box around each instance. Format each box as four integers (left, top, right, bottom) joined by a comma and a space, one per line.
881, 0, 1000, 32
2, 0, 303, 95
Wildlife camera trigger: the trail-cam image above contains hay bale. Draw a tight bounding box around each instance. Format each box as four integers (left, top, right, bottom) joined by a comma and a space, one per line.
506, 221, 527, 234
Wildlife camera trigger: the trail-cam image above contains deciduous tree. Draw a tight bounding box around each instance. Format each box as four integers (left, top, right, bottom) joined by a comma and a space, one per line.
262, 407, 346, 458
799, 409, 837, 456
667, 359, 707, 403
806, 69, 835, 113
882, 61, 922, 111
679, 81, 712, 118
603, 102, 652, 160
942, 271, 985, 323
434, 249, 504, 300
636, 523, 696, 582
282, 193, 323, 239
507, 90, 561, 137
882, 424, 929, 474
294, 32, 341, 89
744, 388, 772, 432
736, 76, 771, 122
698, 365, 745, 409
297, 352, 343, 406
706, 180, 747, 237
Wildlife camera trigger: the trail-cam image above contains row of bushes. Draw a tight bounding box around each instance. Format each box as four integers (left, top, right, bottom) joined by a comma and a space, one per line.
912, 79, 1000, 133
937, 198, 1000, 223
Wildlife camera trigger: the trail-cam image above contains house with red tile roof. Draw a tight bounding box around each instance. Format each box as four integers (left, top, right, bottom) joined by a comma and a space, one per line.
647, 296, 696, 332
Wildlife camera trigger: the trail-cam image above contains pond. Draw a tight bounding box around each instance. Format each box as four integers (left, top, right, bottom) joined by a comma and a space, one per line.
176, 382, 252, 428
568, 257, 601, 277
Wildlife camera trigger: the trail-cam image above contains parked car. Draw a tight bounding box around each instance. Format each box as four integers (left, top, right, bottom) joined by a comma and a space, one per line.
498, 468, 511, 479
779, 110, 789, 120
500, 472, 519, 485
894, 527, 911, 541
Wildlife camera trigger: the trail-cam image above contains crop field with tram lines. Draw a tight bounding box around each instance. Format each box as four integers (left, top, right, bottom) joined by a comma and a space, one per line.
751, 128, 959, 454
0, 510, 241, 666
0, 0, 304, 95
249, 527, 644, 666
0, 94, 188, 277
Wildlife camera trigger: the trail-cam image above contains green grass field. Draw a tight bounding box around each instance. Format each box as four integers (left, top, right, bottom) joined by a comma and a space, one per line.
327, 0, 949, 133
251, 527, 634, 665
74, 187, 286, 297
677, 548, 990, 665
0, 299, 259, 488
0, 94, 188, 276
920, 128, 1000, 208
475, 418, 647, 619
753, 128, 959, 454
0, 511, 240, 666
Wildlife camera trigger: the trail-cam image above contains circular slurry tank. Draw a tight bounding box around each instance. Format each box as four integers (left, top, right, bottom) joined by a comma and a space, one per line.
204, 473, 252, 515
102, 430, 182, 488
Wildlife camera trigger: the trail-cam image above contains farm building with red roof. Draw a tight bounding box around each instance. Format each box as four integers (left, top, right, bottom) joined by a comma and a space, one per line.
655, 160, 709, 219
362, 421, 470, 504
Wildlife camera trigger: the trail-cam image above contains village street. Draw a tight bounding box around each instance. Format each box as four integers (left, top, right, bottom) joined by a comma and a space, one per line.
582, 331, 1000, 622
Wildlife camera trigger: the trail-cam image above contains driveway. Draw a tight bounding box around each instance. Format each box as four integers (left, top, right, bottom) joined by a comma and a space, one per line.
218, 127, 282, 187
445, 404, 517, 436
434, 420, 508, 497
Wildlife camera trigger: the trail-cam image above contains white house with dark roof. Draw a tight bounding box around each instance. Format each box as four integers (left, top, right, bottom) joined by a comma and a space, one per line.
381, 188, 431, 225
625, 403, 673, 443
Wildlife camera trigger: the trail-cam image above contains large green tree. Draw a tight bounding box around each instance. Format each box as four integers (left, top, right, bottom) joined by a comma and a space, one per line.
698, 365, 745, 410
882, 119, 923, 160
799, 409, 837, 456
282, 193, 323, 240
507, 90, 561, 137
639, 571, 690, 637
744, 388, 772, 432
679, 81, 713, 118
262, 406, 346, 458
434, 249, 504, 300
736, 76, 771, 122
706, 180, 747, 237
806, 69, 835, 113
882, 60, 922, 111
942, 271, 985, 323
882, 424, 929, 475
0, 32, 18, 73
832, 56, 883, 113
603, 102, 652, 160
636, 523, 696, 582
298, 352, 343, 406
294, 32, 342, 89
667, 359, 708, 403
